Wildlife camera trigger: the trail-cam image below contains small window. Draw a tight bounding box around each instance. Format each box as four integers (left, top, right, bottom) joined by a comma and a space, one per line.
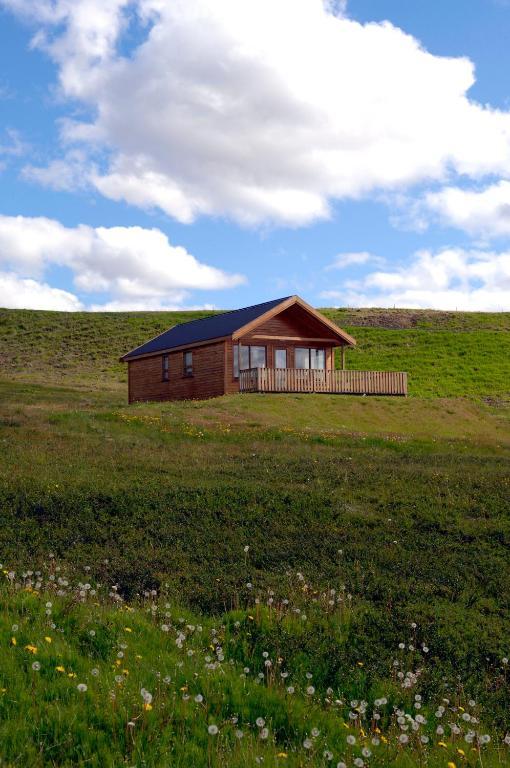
275, 349, 287, 368
162, 354, 169, 381
183, 350, 193, 377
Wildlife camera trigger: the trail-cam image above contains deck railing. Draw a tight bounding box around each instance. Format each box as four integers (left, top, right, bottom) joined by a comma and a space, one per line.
239, 368, 408, 396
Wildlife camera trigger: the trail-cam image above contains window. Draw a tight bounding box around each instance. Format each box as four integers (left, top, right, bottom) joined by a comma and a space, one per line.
295, 347, 310, 369
275, 349, 287, 368
183, 350, 193, 377
311, 348, 325, 370
162, 354, 169, 381
233, 344, 267, 377
295, 348, 326, 370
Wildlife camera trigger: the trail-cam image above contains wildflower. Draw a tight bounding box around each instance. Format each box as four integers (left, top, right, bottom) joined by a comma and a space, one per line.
346, 735, 356, 745
337, 763, 347, 768
399, 734, 409, 744
44, 637, 52, 644
311, 728, 320, 737
276, 753, 288, 759
32, 661, 41, 671
260, 728, 269, 740
25, 645, 38, 654
143, 703, 153, 711
208, 724, 219, 735
303, 739, 312, 749
11, 624, 18, 632
480, 735, 491, 745
56, 666, 65, 673
256, 717, 265, 728
91, 668, 99, 676
235, 730, 244, 739
10, 637, 16, 646
306, 685, 315, 695
194, 693, 203, 703
447, 764, 457, 768
324, 750, 333, 760
77, 683, 88, 693
286, 686, 295, 694
67, 672, 77, 678
124, 627, 132, 633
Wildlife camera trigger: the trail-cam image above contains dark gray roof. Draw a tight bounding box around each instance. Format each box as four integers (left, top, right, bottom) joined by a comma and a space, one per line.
122, 296, 292, 360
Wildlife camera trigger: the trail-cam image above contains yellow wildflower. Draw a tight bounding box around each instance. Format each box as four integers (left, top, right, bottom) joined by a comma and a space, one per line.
357, 661, 364, 667
123, 669, 129, 676
115, 659, 121, 666
277, 753, 288, 759
380, 735, 388, 744
448, 763, 457, 768
56, 666, 65, 673
124, 627, 132, 633
143, 702, 153, 711
457, 749, 465, 756
67, 672, 77, 678
44, 637, 52, 644
438, 741, 448, 748
135, 655, 142, 660
25, 644, 37, 654
10, 637, 16, 646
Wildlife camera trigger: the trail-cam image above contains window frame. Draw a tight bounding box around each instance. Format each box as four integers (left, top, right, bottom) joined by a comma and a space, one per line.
162, 353, 169, 382
233, 344, 267, 378
183, 350, 193, 377
295, 347, 326, 370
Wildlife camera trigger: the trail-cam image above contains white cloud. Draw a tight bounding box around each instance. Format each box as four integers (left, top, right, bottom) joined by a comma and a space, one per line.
327, 251, 384, 269
0, 271, 83, 310
322, 248, 510, 310
425, 181, 510, 237
0, 214, 244, 310
6, 0, 510, 225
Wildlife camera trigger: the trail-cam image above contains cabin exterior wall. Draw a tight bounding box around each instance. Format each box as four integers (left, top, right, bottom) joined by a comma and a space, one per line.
128, 340, 226, 403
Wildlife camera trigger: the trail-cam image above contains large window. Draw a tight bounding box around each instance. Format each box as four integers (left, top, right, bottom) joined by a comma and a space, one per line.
233, 344, 266, 377
162, 354, 169, 381
183, 350, 193, 377
295, 348, 326, 370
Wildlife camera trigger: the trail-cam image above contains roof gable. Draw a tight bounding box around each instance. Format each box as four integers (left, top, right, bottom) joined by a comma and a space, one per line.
121, 295, 355, 361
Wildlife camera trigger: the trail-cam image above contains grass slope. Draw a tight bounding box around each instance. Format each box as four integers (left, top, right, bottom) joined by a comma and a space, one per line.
1, 566, 509, 767
0, 306, 509, 765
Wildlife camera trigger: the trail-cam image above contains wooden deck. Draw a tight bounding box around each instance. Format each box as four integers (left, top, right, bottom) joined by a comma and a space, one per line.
239, 368, 408, 396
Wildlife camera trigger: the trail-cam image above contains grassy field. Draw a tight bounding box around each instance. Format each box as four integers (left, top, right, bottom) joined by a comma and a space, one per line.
0, 307, 509, 766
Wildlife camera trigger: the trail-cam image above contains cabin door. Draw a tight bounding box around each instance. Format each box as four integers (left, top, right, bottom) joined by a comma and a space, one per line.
274, 348, 287, 391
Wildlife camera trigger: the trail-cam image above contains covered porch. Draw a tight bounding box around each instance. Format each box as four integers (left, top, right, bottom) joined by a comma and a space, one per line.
239, 367, 408, 396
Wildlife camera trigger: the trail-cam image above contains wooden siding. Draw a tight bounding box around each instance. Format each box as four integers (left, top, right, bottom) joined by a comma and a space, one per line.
129, 341, 226, 402
244, 303, 340, 342
239, 368, 408, 396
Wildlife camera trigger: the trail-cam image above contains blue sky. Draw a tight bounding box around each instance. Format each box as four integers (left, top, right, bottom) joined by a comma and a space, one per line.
0, 0, 510, 311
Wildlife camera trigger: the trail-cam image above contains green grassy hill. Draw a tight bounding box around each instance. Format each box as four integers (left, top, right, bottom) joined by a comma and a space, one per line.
0, 306, 509, 766
1, 306, 509, 396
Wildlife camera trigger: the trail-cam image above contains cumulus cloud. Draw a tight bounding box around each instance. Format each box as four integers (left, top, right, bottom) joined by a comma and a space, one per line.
326, 251, 384, 269
0, 214, 244, 310
0, 272, 83, 310
322, 248, 510, 310
6, 0, 510, 225
424, 181, 510, 238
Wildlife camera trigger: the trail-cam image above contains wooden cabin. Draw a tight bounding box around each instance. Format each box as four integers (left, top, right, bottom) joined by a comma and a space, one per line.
120, 295, 407, 402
